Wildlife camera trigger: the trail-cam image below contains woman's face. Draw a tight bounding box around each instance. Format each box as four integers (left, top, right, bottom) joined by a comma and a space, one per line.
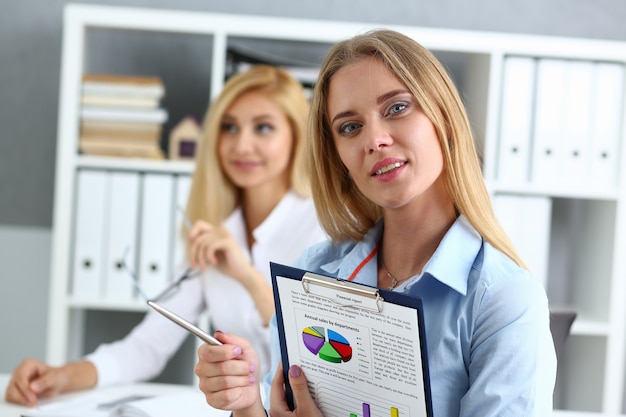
218, 91, 293, 193
327, 57, 446, 211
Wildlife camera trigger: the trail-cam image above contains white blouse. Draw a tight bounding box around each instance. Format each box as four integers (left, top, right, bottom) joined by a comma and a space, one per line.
87, 191, 327, 386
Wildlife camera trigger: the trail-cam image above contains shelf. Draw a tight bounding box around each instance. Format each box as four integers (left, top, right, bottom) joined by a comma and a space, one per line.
68, 297, 148, 312
76, 155, 194, 174
488, 182, 621, 201
570, 318, 612, 337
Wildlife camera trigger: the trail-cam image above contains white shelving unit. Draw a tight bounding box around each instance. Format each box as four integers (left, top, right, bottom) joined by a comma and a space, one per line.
49, 3, 626, 413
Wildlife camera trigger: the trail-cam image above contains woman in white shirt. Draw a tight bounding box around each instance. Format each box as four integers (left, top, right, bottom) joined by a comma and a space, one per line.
5, 65, 326, 406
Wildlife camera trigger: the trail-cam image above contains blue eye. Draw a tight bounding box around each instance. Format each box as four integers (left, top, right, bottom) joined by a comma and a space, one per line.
221, 122, 238, 134
256, 123, 274, 134
389, 102, 407, 115
339, 122, 361, 135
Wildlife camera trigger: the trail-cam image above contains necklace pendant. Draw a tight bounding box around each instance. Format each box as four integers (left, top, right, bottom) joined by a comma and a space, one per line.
388, 278, 398, 290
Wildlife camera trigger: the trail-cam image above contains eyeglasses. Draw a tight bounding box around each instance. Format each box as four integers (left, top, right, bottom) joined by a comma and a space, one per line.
120, 206, 200, 302
120, 246, 201, 303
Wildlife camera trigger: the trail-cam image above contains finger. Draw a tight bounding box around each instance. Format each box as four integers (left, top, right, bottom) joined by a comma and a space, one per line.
198, 369, 257, 394
8, 360, 45, 405
189, 235, 207, 269
5, 379, 36, 406
188, 221, 212, 241
287, 365, 316, 411
191, 236, 215, 271
30, 370, 64, 399
203, 244, 219, 267
269, 363, 291, 414
191, 238, 213, 271
197, 342, 243, 365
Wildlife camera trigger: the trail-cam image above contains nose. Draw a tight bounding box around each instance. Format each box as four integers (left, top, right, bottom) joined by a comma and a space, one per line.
233, 128, 254, 153
364, 119, 392, 154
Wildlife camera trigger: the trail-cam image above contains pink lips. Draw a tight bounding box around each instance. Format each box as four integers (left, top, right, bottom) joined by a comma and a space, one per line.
232, 160, 261, 171
370, 158, 406, 181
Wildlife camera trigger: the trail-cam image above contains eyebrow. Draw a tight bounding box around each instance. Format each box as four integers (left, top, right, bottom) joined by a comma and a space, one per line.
330, 89, 412, 125
377, 89, 411, 104
222, 113, 275, 122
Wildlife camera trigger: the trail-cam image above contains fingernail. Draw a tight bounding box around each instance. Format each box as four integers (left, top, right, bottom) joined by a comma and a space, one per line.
249, 375, 257, 383
31, 382, 40, 393
289, 365, 301, 377
249, 364, 256, 373
233, 346, 242, 356
214, 329, 224, 335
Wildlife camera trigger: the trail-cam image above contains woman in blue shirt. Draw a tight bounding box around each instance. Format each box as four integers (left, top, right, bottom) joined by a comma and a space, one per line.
195, 29, 557, 417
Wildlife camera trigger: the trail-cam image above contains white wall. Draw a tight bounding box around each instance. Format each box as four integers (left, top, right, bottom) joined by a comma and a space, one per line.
0, 226, 51, 373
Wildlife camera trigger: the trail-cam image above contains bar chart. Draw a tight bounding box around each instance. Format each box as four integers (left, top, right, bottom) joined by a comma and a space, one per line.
315, 380, 411, 417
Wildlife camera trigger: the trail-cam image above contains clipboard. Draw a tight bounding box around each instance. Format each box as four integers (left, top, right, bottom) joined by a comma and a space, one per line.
271, 262, 433, 417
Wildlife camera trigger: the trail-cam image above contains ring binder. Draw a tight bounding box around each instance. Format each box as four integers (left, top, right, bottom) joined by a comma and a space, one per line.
301, 272, 384, 313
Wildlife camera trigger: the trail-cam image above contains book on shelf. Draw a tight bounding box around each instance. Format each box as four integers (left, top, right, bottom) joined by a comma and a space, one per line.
77, 74, 167, 160
82, 74, 165, 99
81, 120, 163, 134
78, 139, 164, 160
81, 95, 160, 108
80, 106, 168, 124
80, 136, 160, 149
80, 128, 161, 143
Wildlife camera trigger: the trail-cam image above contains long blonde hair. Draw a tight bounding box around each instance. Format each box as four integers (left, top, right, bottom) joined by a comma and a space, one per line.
309, 29, 525, 268
186, 64, 311, 229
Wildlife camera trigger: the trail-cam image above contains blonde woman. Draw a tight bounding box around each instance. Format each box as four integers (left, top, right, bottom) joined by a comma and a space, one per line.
195, 31, 556, 417
5, 65, 326, 406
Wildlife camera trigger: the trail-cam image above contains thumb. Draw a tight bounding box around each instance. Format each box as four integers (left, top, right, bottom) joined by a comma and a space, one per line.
287, 365, 315, 410
30, 370, 62, 398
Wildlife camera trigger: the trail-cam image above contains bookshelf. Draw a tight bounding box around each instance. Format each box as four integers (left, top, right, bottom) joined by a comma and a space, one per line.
49, 3, 626, 412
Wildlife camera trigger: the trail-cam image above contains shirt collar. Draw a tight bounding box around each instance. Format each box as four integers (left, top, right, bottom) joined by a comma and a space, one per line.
253, 191, 301, 241
223, 190, 301, 245
421, 215, 482, 295
320, 220, 383, 287
319, 215, 482, 295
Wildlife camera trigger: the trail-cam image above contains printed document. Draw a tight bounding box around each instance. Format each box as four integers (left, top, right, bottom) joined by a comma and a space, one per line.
272, 264, 432, 417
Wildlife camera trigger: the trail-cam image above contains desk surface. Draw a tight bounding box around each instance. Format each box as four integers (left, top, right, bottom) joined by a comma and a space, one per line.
1, 373, 624, 417
0, 374, 201, 417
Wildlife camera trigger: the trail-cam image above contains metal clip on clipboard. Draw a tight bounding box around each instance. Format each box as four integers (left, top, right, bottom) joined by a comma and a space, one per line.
301, 272, 384, 313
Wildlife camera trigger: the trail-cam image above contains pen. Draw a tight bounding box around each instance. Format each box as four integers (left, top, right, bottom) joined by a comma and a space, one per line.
178, 205, 193, 230
148, 300, 222, 346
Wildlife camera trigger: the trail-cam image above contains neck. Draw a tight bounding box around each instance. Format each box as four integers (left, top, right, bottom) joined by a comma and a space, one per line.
377, 191, 456, 289
241, 185, 288, 247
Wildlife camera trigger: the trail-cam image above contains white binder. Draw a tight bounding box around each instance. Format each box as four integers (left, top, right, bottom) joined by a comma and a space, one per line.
493, 194, 552, 288
589, 62, 624, 187
139, 174, 175, 300
497, 56, 536, 184
172, 175, 192, 271
71, 170, 107, 300
531, 59, 568, 185
561, 60, 594, 185
103, 171, 140, 302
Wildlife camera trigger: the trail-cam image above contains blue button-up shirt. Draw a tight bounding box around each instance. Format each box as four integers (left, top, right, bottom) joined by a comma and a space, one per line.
265, 215, 556, 416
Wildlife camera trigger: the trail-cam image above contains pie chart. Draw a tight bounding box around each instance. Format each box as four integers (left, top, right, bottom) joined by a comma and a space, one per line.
302, 326, 352, 363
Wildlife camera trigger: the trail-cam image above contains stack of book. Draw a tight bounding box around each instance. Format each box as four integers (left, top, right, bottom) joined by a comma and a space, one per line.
78, 74, 168, 159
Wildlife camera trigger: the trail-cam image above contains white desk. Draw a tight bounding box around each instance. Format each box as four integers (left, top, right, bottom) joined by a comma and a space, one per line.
2, 373, 624, 417
0, 373, 203, 417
